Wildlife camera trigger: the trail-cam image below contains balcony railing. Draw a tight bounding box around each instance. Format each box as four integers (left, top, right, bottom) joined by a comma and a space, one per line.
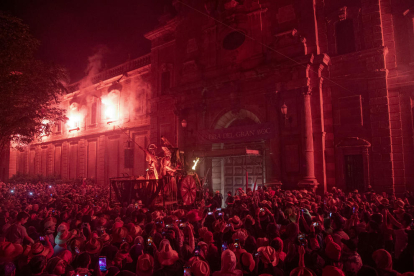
66, 54, 151, 93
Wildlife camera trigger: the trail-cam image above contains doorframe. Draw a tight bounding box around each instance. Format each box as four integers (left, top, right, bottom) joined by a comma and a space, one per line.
335, 137, 371, 192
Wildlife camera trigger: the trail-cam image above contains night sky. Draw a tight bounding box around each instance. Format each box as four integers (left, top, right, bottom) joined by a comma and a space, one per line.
0, 0, 171, 83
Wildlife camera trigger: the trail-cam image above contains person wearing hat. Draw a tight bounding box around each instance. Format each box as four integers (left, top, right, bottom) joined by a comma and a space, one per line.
28, 241, 54, 261
257, 246, 283, 276
154, 243, 183, 276
136, 254, 154, 276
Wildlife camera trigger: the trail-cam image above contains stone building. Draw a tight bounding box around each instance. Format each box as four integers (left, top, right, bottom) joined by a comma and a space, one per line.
6, 0, 414, 195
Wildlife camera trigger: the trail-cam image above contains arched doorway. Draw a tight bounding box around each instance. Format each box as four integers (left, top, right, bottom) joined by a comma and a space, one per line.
211, 110, 265, 197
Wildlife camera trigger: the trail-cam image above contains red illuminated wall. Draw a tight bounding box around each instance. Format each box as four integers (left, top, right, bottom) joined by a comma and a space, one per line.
8, 0, 414, 194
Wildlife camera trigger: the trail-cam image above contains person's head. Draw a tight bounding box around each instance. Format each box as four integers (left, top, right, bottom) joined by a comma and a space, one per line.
76, 252, 91, 268
28, 255, 47, 275
57, 250, 72, 265
0, 262, 16, 276
270, 237, 283, 253
372, 249, 392, 270
348, 226, 358, 239
16, 212, 29, 224
331, 213, 344, 230
45, 257, 66, 276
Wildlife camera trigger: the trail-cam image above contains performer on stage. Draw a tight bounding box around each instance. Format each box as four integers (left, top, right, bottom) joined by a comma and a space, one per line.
161, 147, 177, 199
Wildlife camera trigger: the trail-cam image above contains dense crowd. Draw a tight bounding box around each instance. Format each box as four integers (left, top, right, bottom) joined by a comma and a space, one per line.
1, 182, 414, 276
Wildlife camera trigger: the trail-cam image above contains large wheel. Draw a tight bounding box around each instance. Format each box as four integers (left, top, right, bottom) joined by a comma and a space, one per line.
181, 175, 197, 205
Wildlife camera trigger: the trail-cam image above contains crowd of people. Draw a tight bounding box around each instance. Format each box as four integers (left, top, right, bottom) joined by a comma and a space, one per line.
1, 181, 414, 276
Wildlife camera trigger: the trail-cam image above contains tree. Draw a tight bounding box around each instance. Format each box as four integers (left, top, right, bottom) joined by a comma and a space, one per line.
0, 12, 68, 152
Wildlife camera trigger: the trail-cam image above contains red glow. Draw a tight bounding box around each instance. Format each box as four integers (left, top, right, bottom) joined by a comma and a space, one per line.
101, 91, 120, 122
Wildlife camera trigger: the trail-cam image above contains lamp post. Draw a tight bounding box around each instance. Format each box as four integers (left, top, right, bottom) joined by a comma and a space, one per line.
280, 103, 291, 126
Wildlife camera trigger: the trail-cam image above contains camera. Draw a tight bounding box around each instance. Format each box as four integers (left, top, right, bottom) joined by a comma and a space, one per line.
298, 233, 307, 245
147, 236, 153, 246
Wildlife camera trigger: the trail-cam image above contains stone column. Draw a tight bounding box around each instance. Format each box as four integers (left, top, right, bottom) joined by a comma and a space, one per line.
298, 87, 319, 190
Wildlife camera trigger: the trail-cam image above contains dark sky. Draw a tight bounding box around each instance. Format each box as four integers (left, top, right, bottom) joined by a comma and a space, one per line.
0, 0, 171, 82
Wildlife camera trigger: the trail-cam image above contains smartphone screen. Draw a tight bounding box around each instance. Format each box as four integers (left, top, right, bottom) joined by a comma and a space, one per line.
147, 236, 153, 246
329, 212, 332, 218
222, 242, 228, 252
194, 245, 200, 256
312, 222, 318, 227
39, 236, 45, 241
217, 208, 222, 211
352, 206, 356, 214
218, 212, 223, 216
208, 212, 213, 215
234, 242, 239, 249
75, 247, 80, 254
99, 257, 107, 272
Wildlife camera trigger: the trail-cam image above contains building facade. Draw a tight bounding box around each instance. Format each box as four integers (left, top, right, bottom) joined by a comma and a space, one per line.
7, 0, 414, 195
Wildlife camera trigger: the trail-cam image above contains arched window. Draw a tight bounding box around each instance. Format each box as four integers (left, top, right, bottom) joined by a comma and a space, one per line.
335, 19, 356, 55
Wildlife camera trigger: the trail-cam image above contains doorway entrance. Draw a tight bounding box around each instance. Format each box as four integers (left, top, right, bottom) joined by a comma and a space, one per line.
344, 154, 364, 191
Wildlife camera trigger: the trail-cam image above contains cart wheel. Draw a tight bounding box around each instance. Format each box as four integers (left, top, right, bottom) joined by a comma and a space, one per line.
181, 175, 197, 205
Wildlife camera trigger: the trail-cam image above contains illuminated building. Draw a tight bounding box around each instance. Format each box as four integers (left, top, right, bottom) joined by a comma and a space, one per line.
5, 0, 414, 194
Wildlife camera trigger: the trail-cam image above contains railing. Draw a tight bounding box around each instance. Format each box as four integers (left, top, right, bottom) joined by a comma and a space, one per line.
66, 54, 151, 93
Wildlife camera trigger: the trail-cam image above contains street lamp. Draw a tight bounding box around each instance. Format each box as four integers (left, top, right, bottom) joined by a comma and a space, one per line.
281, 103, 288, 119
280, 103, 292, 126
181, 119, 188, 128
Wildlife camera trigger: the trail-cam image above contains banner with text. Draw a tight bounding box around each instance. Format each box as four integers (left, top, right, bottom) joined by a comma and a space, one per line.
197, 123, 276, 144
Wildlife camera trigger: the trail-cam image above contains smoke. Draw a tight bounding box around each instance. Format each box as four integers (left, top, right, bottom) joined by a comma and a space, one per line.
66, 45, 151, 128
122, 74, 150, 120
79, 45, 109, 90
